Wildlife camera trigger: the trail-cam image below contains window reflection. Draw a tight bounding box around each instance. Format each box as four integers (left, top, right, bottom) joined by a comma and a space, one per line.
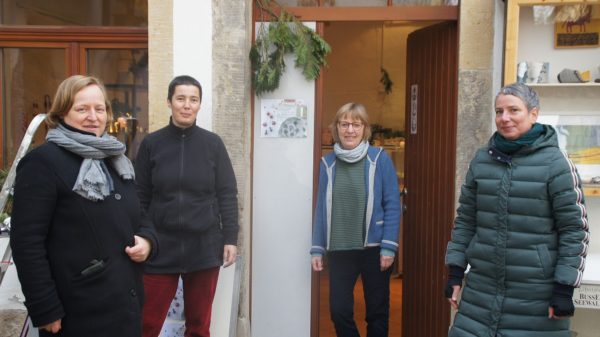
0, 0, 147, 26
1, 47, 65, 166
87, 48, 148, 159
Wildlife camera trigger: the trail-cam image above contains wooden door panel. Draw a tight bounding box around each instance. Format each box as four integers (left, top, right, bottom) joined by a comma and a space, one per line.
403, 21, 457, 337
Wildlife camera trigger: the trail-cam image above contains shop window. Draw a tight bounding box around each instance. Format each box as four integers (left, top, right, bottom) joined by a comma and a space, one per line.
0, 0, 147, 27
1, 47, 66, 163
87, 48, 148, 159
0, 1, 147, 166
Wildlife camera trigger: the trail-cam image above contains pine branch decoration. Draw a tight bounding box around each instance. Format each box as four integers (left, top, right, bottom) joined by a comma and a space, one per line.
251, 0, 331, 96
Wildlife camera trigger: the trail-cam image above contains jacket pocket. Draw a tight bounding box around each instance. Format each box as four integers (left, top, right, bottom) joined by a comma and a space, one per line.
536, 244, 552, 279
71, 258, 112, 286
465, 234, 478, 260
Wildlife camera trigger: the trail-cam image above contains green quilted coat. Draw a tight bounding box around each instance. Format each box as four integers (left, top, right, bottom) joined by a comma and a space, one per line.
446, 125, 589, 337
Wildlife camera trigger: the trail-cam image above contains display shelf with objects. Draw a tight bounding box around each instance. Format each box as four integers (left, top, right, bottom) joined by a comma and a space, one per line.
504, 0, 600, 86
504, 1, 600, 335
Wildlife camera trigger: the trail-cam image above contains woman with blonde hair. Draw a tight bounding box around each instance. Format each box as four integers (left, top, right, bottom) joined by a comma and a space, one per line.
11, 75, 157, 336
311, 102, 401, 337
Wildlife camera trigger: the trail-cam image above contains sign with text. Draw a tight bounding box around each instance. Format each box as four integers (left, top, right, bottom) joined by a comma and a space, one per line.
573, 284, 600, 309
410, 84, 418, 135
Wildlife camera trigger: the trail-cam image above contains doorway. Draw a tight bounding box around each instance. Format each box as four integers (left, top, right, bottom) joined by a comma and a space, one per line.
250, 3, 459, 337
316, 19, 448, 337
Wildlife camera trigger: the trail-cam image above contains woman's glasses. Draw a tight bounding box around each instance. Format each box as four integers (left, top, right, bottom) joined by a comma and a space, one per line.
338, 122, 363, 130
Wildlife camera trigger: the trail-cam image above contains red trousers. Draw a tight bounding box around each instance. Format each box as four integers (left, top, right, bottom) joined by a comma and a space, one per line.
141, 267, 220, 337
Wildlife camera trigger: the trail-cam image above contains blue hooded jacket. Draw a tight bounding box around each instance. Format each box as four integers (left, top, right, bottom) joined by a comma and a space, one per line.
311, 146, 402, 255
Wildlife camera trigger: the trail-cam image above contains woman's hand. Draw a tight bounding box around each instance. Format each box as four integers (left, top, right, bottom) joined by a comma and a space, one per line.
223, 245, 237, 267
41, 319, 62, 333
311, 256, 323, 271
548, 306, 570, 320
447, 285, 461, 310
380, 255, 394, 271
125, 235, 151, 262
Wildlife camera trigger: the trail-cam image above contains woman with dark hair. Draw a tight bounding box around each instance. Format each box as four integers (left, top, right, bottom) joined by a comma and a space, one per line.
11, 75, 157, 336
445, 83, 589, 337
311, 102, 401, 337
136, 75, 239, 337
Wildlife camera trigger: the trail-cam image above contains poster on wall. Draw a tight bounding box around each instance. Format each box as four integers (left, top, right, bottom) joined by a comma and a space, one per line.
538, 115, 600, 184
260, 98, 308, 138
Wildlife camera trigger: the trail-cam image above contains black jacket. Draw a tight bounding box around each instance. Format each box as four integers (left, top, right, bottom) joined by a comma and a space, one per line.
10, 141, 158, 337
135, 121, 239, 273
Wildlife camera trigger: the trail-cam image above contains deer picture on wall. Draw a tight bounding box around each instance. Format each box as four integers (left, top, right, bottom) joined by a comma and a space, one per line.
563, 10, 592, 33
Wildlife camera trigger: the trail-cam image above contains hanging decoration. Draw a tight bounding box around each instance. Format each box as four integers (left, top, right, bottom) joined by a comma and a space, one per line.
379, 23, 393, 95
380, 68, 393, 95
250, 0, 331, 96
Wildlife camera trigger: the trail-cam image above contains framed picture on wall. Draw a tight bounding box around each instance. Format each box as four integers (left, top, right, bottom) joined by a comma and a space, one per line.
554, 9, 600, 48
538, 115, 600, 185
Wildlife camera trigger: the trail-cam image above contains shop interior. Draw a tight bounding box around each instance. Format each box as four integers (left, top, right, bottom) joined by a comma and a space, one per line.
318, 20, 438, 337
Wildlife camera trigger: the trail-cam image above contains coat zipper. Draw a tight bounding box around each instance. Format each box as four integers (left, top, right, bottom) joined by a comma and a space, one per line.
179, 133, 186, 272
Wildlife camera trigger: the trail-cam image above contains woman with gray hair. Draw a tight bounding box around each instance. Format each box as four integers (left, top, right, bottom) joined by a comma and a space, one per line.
445, 83, 589, 337
311, 102, 401, 337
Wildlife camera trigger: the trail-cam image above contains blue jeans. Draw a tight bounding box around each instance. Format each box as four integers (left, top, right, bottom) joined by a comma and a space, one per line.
328, 247, 392, 337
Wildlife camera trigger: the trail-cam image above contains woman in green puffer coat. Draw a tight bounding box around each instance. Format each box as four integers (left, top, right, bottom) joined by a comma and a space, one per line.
445, 83, 589, 337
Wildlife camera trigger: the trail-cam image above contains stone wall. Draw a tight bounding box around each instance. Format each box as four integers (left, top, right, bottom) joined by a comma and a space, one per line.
455, 0, 499, 204
212, 1, 252, 336
148, 0, 173, 131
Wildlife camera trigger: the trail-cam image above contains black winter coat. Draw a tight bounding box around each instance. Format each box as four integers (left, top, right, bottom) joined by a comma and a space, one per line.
135, 121, 239, 273
10, 141, 158, 337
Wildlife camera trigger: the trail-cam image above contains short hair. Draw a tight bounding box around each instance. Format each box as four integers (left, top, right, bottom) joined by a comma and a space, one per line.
167, 75, 202, 102
46, 75, 112, 130
496, 82, 540, 111
330, 102, 372, 144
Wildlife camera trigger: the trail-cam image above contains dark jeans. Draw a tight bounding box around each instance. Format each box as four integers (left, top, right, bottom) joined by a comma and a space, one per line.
328, 248, 392, 337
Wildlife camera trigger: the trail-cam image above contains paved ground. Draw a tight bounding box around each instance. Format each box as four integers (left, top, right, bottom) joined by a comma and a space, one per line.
0, 309, 27, 337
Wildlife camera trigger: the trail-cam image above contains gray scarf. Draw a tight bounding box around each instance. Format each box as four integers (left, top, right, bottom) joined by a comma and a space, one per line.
334, 141, 369, 163
46, 124, 135, 201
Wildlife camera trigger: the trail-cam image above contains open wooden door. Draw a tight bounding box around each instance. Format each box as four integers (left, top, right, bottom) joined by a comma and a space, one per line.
402, 21, 458, 337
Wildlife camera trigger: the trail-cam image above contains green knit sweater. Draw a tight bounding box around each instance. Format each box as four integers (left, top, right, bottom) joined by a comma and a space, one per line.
330, 158, 366, 251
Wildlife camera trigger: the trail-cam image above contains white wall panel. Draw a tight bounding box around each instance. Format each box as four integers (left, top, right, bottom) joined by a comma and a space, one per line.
251, 22, 316, 337
173, 0, 212, 130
